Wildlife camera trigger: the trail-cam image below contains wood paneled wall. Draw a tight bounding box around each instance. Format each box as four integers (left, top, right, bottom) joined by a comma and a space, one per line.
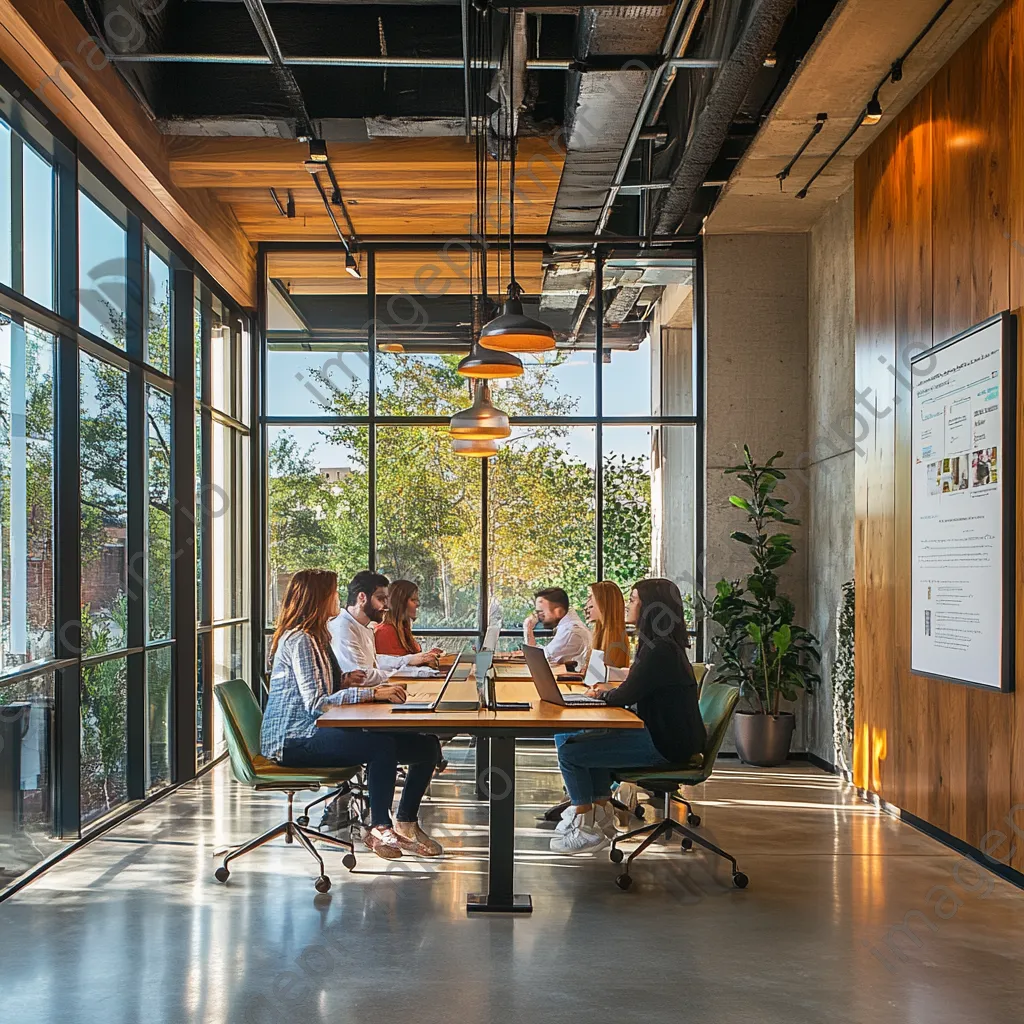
854, 0, 1024, 872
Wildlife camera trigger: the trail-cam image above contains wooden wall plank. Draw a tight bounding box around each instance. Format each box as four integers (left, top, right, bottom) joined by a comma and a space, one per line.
856, 0, 1023, 873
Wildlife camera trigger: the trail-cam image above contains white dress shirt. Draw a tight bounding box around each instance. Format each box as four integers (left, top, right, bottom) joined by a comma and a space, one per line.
529, 608, 591, 667
328, 609, 438, 687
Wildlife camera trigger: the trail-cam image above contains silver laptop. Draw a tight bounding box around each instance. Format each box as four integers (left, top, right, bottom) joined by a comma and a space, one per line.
390, 648, 472, 712
521, 644, 605, 707
481, 618, 502, 652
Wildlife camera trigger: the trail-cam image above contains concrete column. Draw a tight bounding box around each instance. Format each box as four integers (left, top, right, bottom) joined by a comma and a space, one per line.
703, 233, 809, 749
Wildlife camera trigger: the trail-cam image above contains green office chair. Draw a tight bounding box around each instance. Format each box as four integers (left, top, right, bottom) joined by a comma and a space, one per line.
608, 681, 748, 891
213, 679, 361, 893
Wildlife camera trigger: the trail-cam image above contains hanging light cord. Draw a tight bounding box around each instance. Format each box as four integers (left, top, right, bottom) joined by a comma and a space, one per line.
507, 9, 518, 297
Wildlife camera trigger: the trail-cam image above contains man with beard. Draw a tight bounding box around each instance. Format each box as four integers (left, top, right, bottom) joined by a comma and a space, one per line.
329, 570, 440, 684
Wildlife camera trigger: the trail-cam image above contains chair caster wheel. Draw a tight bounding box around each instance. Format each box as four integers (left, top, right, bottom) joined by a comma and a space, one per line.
214, 867, 230, 883
297, 815, 310, 827
681, 837, 693, 851
615, 873, 633, 891
609, 847, 624, 864
686, 813, 701, 827
315, 875, 332, 894
342, 853, 357, 871
634, 805, 645, 820
733, 872, 749, 889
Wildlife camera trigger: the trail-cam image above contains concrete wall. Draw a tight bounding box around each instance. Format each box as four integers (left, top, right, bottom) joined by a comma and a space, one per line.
804, 190, 856, 765
703, 233, 809, 748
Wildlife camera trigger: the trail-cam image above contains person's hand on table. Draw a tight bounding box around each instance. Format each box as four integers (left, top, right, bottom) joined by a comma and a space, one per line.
373, 684, 407, 703
343, 670, 367, 687
409, 651, 441, 669
585, 682, 615, 699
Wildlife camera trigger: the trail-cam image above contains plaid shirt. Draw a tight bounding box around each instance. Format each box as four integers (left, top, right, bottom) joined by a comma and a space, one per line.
260, 630, 374, 761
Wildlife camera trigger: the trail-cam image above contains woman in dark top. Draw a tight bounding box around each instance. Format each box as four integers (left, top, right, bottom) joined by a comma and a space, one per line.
550, 578, 706, 854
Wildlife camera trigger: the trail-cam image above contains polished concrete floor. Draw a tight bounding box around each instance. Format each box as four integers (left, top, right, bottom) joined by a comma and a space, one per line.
1, 743, 1022, 1024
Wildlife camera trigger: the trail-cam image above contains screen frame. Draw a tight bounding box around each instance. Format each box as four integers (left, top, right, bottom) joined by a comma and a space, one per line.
908, 311, 1017, 692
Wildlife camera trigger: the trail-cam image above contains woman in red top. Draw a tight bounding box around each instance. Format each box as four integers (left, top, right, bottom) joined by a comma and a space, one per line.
375, 579, 443, 666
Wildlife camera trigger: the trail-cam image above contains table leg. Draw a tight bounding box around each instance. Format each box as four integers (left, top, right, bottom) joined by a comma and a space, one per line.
474, 736, 490, 800
467, 735, 532, 914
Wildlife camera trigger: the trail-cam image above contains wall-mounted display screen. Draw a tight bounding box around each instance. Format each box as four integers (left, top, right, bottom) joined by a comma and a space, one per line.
910, 313, 1016, 691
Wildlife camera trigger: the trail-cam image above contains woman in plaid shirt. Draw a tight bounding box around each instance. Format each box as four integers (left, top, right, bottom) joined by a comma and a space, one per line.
261, 569, 444, 861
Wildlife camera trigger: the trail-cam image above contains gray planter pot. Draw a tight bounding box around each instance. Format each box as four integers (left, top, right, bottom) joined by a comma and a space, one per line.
734, 710, 796, 767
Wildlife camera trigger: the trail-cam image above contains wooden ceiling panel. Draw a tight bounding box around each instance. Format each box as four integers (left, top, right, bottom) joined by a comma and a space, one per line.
170, 135, 563, 295
268, 251, 546, 296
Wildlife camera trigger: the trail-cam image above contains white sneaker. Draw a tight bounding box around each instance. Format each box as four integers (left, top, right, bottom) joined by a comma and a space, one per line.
555, 804, 576, 834
550, 812, 608, 854
594, 803, 618, 839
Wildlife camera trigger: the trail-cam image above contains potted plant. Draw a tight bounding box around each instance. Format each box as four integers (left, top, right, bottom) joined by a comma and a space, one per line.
702, 447, 821, 766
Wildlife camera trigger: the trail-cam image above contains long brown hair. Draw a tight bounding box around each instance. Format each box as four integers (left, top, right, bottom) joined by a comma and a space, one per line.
633, 578, 691, 658
382, 579, 419, 654
271, 569, 339, 660
589, 580, 629, 668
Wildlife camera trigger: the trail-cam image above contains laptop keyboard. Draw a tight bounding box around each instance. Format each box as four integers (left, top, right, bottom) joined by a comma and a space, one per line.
563, 695, 605, 706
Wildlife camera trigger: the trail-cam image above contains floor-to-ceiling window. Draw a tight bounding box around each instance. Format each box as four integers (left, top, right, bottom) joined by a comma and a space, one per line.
262, 247, 701, 660
0, 74, 251, 891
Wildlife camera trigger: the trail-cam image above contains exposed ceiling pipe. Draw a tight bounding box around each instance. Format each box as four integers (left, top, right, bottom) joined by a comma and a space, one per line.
593, 0, 706, 237
108, 52, 720, 71
653, 0, 797, 233
109, 53, 575, 70
240, 0, 316, 139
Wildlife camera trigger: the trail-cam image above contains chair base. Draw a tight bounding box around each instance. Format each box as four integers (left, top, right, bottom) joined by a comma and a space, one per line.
214, 791, 358, 892
609, 795, 747, 892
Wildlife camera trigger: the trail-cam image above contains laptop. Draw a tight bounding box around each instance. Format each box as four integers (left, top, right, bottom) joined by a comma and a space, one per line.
480, 618, 501, 652
584, 649, 630, 687
521, 644, 606, 707
390, 648, 473, 712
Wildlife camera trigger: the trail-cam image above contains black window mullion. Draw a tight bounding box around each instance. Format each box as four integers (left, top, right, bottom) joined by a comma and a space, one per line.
252, 255, 266, 691
53, 331, 81, 838
125, 362, 146, 799
170, 267, 197, 784
693, 240, 706, 660
595, 256, 604, 580
53, 137, 77, 324
368, 251, 377, 571
125, 214, 144, 361
10, 132, 23, 295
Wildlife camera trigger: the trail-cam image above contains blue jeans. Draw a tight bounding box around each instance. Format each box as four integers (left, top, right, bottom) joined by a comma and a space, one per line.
282, 729, 441, 827
554, 728, 668, 805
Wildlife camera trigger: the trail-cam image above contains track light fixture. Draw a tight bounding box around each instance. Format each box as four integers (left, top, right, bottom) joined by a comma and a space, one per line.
345, 252, 361, 280
862, 93, 883, 126
308, 139, 329, 163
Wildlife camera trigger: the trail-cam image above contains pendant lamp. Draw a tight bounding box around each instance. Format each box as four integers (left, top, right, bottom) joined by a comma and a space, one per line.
457, 336, 524, 379
479, 283, 555, 353
449, 382, 511, 440
452, 437, 500, 458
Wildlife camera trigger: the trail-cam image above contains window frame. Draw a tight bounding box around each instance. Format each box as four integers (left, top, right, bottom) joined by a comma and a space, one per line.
259, 244, 706, 664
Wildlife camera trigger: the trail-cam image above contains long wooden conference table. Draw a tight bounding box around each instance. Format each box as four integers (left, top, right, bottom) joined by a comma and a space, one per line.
317, 662, 642, 914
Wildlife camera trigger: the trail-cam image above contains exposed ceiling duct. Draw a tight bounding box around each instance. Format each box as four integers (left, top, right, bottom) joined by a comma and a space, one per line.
653, 0, 797, 233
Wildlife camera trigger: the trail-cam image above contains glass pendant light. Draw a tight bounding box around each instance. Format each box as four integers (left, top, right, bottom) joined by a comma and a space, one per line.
449, 382, 511, 440
452, 437, 500, 458
479, 16, 555, 354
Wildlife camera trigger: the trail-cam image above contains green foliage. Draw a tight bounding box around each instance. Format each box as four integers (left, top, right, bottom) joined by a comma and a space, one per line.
267, 348, 655, 626
833, 579, 855, 770
702, 446, 820, 714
